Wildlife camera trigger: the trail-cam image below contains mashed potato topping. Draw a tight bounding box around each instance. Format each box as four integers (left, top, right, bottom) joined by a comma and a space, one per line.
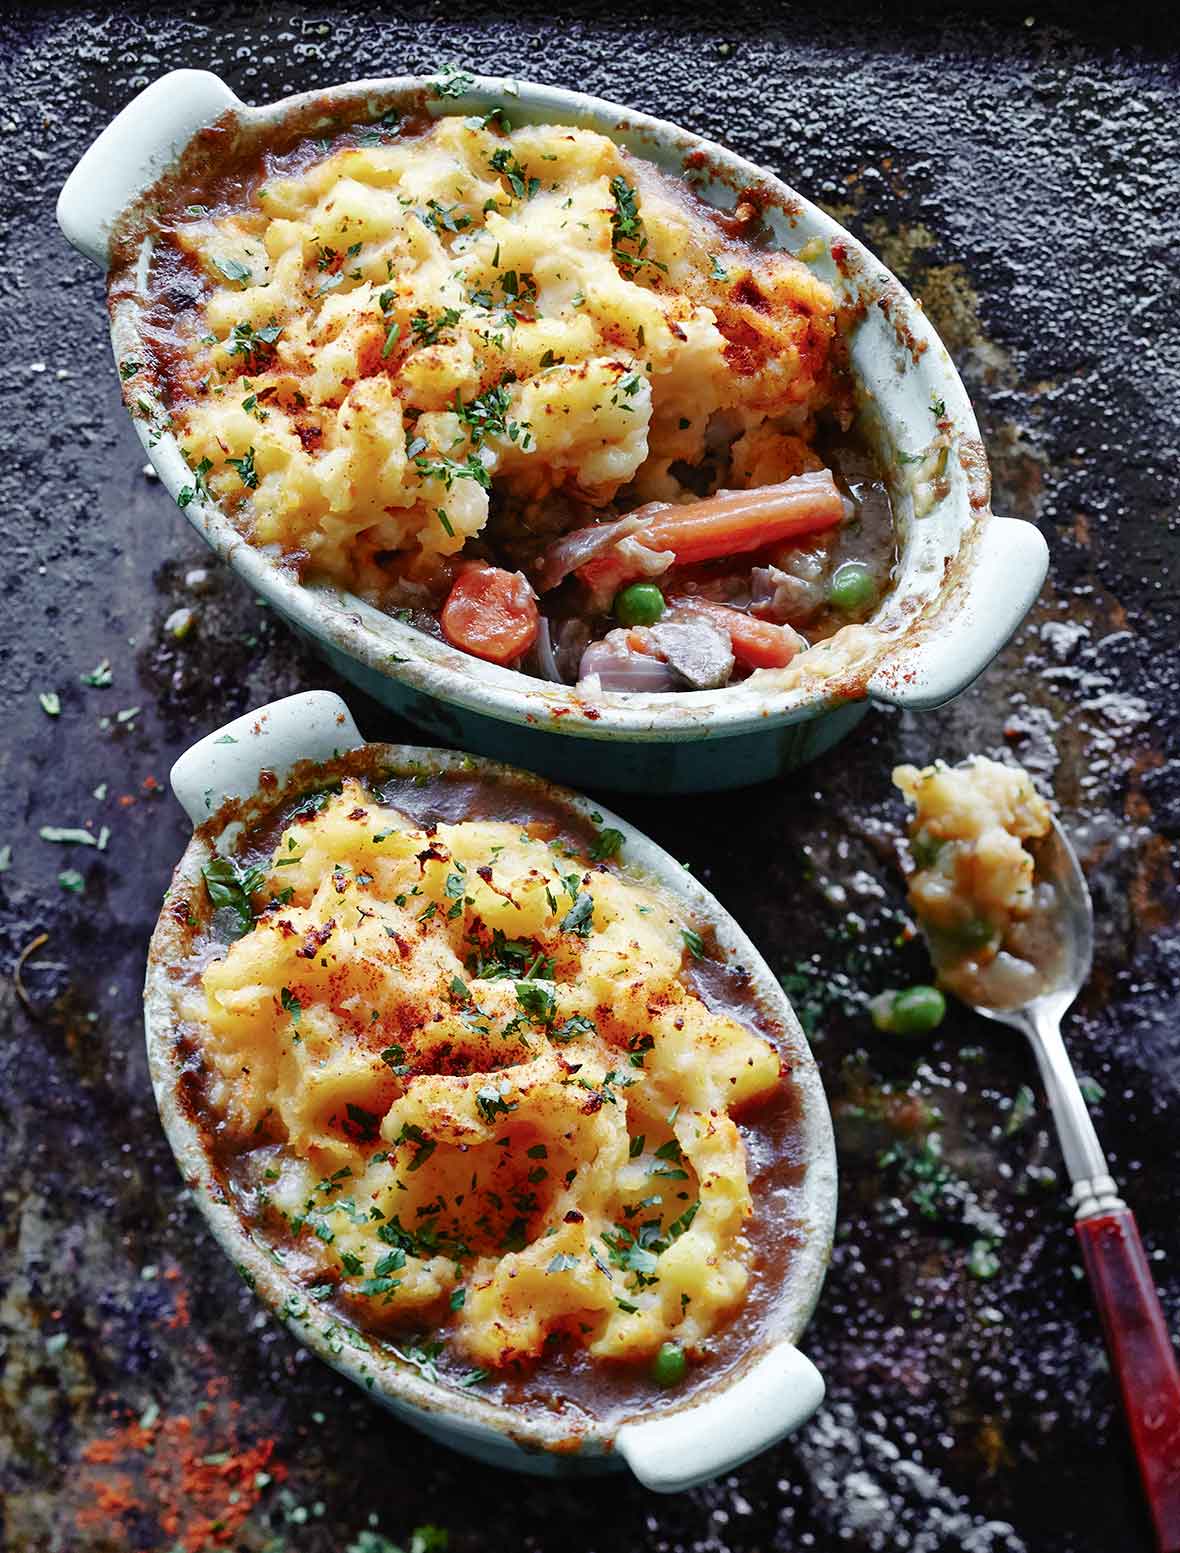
165, 115, 840, 601
185, 778, 781, 1371
895, 757, 1059, 1009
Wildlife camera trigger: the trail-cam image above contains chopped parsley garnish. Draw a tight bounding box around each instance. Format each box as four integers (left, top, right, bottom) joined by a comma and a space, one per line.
212, 255, 252, 285
223, 319, 282, 374
559, 892, 595, 937
413, 451, 492, 491
609, 175, 668, 279
280, 986, 302, 1024
176, 455, 213, 510
345, 1102, 381, 1142
681, 927, 705, 958
422, 199, 472, 234
475, 1084, 517, 1124
589, 826, 624, 861
226, 446, 259, 489
552, 1014, 597, 1043
201, 855, 267, 936
489, 146, 539, 201
394, 1122, 437, 1172
430, 64, 476, 99
410, 306, 463, 346
515, 981, 557, 1025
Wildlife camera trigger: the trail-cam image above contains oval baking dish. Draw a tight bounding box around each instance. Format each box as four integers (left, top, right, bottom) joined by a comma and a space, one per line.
60, 70, 1048, 792
146, 690, 837, 1487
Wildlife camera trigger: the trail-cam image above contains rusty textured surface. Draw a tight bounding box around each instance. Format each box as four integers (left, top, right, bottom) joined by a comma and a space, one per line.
1, 5, 1178, 1551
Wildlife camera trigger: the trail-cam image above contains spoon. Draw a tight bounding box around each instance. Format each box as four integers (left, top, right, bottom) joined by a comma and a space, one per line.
946, 814, 1180, 1551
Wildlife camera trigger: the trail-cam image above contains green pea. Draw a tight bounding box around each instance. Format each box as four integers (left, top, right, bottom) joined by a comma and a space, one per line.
614, 582, 666, 628
890, 985, 947, 1035
651, 1340, 687, 1388
829, 561, 877, 614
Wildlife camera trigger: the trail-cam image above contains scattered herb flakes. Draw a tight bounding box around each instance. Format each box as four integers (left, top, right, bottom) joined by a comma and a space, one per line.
968, 1239, 1001, 1280
0, 844, 11, 872
1005, 1083, 1036, 1136
80, 659, 113, 688
38, 691, 61, 717
1078, 1075, 1106, 1105
547, 1252, 579, 1274
39, 826, 99, 847
58, 868, 85, 894
681, 927, 705, 958
280, 986, 302, 1024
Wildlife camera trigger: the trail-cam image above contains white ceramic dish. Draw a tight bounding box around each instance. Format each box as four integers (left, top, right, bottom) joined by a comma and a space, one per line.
59, 70, 1048, 790
145, 690, 838, 1488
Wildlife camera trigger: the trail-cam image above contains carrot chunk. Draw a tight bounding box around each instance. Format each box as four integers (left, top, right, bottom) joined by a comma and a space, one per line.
441, 566, 540, 665
670, 598, 803, 669
643, 471, 844, 563
577, 471, 845, 593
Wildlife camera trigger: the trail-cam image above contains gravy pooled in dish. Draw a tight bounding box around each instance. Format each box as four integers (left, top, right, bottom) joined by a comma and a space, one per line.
131, 110, 895, 692
895, 757, 1063, 1010
164, 755, 808, 1419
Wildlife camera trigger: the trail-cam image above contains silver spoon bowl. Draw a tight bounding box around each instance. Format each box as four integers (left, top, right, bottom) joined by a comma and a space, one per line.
969, 815, 1121, 1220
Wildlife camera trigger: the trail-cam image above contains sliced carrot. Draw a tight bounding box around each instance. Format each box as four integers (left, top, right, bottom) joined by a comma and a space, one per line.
670, 598, 803, 669
577, 471, 845, 592
441, 566, 539, 666
645, 471, 844, 561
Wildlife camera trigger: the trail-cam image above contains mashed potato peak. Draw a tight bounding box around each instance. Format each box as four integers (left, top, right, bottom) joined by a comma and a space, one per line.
185, 779, 781, 1370
163, 115, 840, 604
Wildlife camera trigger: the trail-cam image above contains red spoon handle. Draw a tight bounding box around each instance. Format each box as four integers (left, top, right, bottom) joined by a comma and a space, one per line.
1076, 1208, 1180, 1552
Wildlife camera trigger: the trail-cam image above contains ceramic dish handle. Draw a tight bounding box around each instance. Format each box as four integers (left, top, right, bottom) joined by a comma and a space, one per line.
615, 1343, 824, 1493
867, 514, 1048, 712
57, 68, 240, 267
170, 691, 365, 828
